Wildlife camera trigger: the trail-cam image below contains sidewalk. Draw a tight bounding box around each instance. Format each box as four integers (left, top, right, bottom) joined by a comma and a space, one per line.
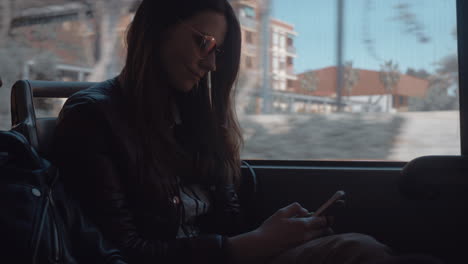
388, 111, 460, 161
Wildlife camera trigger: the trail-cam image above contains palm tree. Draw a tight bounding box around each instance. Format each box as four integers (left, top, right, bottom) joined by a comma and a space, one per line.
379, 60, 400, 112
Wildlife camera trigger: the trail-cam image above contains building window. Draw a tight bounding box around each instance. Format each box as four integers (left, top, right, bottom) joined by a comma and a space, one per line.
279, 61, 286, 70
273, 55, 279, 71
399, 96, 407, 106
240, 6, 255, 18
279, 56, 286, 70
287, 56, 293, 65
273, 32, 279, 47
287, 37, 293, 47
280, 34, 286, 49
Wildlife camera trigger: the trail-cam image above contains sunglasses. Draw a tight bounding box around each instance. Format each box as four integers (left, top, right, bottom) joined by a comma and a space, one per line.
178, 19, 223, 58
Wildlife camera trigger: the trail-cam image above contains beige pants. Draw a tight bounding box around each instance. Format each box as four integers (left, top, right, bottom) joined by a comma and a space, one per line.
269, 233, 392, 264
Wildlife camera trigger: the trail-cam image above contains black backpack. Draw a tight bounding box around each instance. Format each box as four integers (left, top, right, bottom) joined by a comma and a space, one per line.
0, 130, 57, 263
0, 130, 126, 264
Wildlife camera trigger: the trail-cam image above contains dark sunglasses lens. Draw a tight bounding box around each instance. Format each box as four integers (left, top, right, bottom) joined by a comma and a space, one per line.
201, 36, 217, 56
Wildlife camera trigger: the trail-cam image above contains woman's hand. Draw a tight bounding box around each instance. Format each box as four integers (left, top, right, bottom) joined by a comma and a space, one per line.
226, 202, 332, 264
256, 202, 331, 253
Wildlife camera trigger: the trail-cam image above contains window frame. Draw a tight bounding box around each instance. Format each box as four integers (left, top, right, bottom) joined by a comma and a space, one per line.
456, 0, 468, 156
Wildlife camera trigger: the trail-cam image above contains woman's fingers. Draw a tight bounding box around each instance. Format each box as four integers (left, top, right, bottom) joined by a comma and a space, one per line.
275, 216, 334, 246
295, 207, 310, 217
277, 202, 308, 218
304, 216, 328, 229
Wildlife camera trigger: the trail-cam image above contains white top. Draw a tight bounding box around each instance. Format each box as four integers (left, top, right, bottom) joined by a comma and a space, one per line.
176, 183, 212, 238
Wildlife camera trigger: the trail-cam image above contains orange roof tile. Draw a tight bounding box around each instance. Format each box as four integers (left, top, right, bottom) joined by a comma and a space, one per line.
297, 66, 429, 98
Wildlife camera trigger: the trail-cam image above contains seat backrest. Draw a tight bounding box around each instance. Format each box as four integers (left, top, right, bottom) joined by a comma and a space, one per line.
10, 80, 97, 159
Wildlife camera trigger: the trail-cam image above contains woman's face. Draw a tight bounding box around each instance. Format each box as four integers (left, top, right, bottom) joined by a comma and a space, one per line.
160, 11, 227, 93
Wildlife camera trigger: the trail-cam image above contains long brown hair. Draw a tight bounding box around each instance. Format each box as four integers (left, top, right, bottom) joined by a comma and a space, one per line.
119, 0, 242, 203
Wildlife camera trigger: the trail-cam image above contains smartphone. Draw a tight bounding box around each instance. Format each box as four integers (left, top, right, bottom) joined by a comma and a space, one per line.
308, 190, 346, 217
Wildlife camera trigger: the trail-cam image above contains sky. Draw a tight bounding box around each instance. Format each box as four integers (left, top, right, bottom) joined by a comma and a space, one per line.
271, 0, 458, 74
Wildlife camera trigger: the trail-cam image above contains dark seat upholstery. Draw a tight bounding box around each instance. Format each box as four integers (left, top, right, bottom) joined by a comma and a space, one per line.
397, 155, 468, 263
10, 80, 96, 159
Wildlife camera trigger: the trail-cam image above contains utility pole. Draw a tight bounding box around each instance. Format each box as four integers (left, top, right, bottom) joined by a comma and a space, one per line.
336, 0, 345, 112
260, 0, 272, 113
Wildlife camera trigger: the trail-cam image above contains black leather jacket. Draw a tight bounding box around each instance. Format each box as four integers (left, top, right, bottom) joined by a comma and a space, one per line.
50, 78, 244, 264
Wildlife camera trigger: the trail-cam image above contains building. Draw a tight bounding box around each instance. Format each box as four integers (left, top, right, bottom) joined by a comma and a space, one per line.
230, 0, 298, 113
13, 0, 300, 105
270, 18, 298, 91
8, 1, 137, 82
230, 0, 260, 72
231, 0, 298, 88
295, 66, 430, 113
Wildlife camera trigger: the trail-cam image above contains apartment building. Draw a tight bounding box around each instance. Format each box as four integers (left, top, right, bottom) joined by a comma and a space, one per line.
230, 0, 260, 73
230, 0, 298, 91
270, 18, 298, 91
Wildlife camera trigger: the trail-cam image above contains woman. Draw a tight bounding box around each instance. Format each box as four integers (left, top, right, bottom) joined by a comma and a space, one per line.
51, 0, 393, 263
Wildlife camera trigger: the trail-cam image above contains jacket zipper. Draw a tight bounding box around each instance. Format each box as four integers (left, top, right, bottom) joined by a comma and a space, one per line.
48, 190, 61, 263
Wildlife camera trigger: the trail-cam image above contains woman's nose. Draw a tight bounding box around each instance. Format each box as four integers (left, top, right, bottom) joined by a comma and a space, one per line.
200, 52, 217, 72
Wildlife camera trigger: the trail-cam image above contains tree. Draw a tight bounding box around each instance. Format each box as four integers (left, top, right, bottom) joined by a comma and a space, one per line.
394, 3, 430, 43
300, 71, 318, 93
407, 60, 459, 112
343, 61, 359, 99
408, 77, 458, 111
405, 68, 430, 79
405, 22, 458, 112
379, 60, 400, 112
436, 54, 458, 94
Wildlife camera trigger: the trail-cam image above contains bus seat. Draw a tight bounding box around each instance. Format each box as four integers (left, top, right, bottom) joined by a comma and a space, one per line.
10, 80, 96, 159
399, 155, 468, 200
398, 155, 468, 262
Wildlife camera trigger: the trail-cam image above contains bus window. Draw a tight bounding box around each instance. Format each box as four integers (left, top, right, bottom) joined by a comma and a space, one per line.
234, 0, 459, 161
0, 0, 461, 162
